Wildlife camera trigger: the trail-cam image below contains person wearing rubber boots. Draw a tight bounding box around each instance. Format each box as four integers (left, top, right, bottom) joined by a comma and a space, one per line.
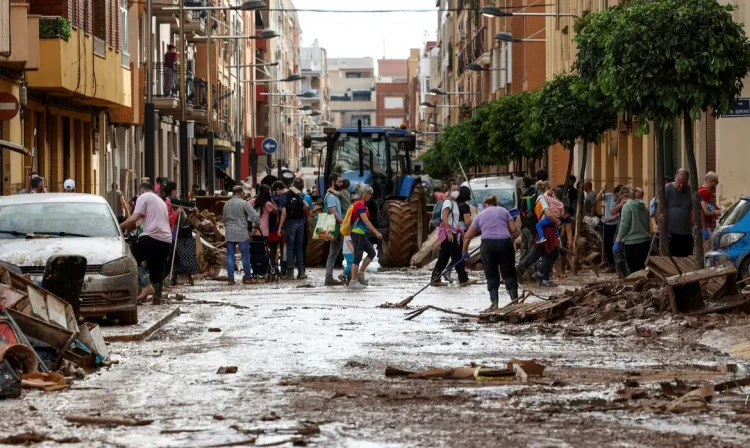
462, 195, 519, 311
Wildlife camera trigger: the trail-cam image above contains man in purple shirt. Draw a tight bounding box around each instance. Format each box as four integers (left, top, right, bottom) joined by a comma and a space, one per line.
462, 195, 519, 311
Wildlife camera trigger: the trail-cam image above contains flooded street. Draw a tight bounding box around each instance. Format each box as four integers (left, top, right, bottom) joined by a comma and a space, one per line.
2, 268, 749, 447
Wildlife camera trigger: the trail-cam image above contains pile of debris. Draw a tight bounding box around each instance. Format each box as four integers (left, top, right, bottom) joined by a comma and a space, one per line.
187, 209, 228, 277
0, 266, 111, 399
406, 257, 749, 324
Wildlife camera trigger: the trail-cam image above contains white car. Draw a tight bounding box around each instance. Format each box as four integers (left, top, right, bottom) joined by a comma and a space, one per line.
0, 193, 138, 324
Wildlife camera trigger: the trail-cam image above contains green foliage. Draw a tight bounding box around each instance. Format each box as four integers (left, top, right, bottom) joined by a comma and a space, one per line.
529, 73, 617, 150
482, 92, 548, 164
575, 0, 750, 132
39, 17, 71, 41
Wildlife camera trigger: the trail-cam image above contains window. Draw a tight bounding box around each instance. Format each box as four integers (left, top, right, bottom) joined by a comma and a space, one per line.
120, 0, 128, 54
384, 118, 402, 127
331, 93, 350, 102
384, 97, 404, 109
351, 115, 371, 126
351, 90, 371, 102
345, 72, 362, 78
93, 0, 107, 41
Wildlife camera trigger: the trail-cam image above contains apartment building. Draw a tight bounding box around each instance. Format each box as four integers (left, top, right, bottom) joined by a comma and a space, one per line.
0, 0, 39, 195
301, 38, 330, 134
545, 0, 750, 207
328, 57, 376, 128
376, 59, 408, 127
415, 42, 438, 154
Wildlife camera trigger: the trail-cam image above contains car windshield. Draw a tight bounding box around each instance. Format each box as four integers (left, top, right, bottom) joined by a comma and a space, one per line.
719, 199, 750, 226
333, 137, 398, 175
0, 202, 120, 239
469, 189, 515, 210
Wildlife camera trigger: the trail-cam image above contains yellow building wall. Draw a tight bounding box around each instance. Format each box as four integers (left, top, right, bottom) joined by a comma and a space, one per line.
26, 30, 131, 108
0, 79, 25, 194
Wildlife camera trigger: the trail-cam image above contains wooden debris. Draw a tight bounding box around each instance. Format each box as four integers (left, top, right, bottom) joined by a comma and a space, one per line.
404, 306, 481, 321
65, 415, 153, 427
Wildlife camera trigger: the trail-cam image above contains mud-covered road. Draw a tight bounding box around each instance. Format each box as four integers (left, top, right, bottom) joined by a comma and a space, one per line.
2, 268, 749, 447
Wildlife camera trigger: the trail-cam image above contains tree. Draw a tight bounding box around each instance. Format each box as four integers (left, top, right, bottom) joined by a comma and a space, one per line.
481, 92, 547, 167
575, 0, 750, 266
529, 73, 617, 258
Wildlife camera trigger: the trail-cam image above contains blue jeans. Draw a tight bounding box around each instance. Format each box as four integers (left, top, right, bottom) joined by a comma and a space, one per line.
343, 253, 354, 278
535, 216, 554, 241
286, 220, 305, 274
227, 240, 252, 280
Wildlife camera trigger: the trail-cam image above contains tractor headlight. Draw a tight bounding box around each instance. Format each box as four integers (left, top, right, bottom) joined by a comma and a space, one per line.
100, 256, 134, 276
719, 232, 745, 248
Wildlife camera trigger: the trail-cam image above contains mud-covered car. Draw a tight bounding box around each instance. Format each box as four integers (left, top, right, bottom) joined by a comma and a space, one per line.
705, 196, 750, 280
0, 193, 138, 324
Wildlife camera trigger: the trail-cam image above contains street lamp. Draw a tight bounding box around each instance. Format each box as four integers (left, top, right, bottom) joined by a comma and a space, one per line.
283, 110, 322, 117
272, 105, 313, 111
260, 91, 317, 98
429, 89, 480, 95
480, 5, 576, 17
467, 63, 506, 72
421, 102, 459, 109
495, 32, 545, 43
230, 61, 280, 69
244, 73, 302, 83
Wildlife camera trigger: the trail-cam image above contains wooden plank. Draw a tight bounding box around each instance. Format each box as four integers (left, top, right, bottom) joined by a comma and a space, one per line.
666, 264, 736, 287
688, 295, 748, 316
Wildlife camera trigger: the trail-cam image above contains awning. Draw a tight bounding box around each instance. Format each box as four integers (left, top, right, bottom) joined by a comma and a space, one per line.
194, 137, 235, 152
0, 139, 29, 156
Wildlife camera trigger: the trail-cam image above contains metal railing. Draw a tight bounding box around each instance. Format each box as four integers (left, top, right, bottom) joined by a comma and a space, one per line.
457, 26, 487, 77
192, 78, 208, 110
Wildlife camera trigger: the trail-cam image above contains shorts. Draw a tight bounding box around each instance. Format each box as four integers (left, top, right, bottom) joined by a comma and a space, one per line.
351, 233, 376, 264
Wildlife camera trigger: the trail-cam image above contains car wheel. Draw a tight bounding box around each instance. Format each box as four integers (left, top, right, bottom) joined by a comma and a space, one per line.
740, 258, 750, 282
118, 309, 139, 326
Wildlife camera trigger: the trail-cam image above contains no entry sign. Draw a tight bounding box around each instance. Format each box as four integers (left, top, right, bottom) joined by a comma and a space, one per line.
0, 92, 19, 121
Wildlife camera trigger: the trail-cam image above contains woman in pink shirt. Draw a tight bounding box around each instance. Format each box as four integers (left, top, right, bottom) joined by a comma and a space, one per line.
248, 184, 278, 239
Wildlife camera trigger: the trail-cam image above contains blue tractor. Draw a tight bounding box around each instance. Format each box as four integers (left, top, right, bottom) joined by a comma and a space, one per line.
304, 122, 428, 267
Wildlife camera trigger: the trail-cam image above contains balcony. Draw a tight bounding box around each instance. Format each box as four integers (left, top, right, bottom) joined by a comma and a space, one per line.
189, 77, 209, 122
457, 27, 487, 78
0, 1, 40, 71
26, 25, 130, 108
149, 63, 195, 116
153, 0, 178, 18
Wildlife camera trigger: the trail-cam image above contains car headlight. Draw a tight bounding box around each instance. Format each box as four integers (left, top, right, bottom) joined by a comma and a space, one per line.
100, 256, 133, 276
719, 232, 745, 248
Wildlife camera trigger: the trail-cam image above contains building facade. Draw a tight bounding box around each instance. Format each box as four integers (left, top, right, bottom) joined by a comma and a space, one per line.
300, 38, 329, 135
328, 57, 376, 128
376, 59, 408, 128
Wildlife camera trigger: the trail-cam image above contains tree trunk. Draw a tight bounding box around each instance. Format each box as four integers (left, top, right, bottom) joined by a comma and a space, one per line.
655, 125, 669, 256
683, 115, 704, 269
572, 139, 588, 276
561, 148, 574, 203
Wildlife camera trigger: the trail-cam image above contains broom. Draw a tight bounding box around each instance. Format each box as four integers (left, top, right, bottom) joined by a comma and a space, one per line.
395, 247, 481, 308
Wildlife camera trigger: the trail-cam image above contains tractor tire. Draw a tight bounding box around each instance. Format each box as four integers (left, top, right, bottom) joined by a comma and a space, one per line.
305, 204, 329, 267
409, 183, 429, 250
379, 200, 417, 268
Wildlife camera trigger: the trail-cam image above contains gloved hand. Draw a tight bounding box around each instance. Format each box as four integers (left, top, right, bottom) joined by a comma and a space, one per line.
702, 228, 711, 241
613, 241, 622, 252
463, 251, 471, 260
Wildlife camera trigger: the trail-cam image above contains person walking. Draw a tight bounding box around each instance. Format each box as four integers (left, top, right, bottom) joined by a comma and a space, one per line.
666, 169, 694, 257
340, 179, 353, 212
249, 184, 279, 241
698, 171, 722, 252
462, 195, 519, 311
430, 183, 476, 288
107, 182, 130, 222
120, 182, 172, 304
583, 181, 597, 217
324, 173, 345, 286
222, 185, 260, 285
277, 179, 309, 280
30, 176, 46, 193
516, 182, 562, 287
348, 185, 382, 289
614, 186, 652, 273
598, 185, 622, 268
291, 177, 311, 266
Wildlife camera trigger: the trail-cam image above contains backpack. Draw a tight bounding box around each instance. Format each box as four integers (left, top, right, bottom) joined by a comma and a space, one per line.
340, 205, 354, 237
519, 188, 539, 231
431, 200, 445, 228
285, 191, 305, 220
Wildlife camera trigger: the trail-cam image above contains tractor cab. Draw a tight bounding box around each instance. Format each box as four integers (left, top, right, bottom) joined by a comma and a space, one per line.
303, 122, 428, 267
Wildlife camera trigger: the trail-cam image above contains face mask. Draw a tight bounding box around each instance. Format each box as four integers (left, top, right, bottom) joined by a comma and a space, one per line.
450, 190, 459, 199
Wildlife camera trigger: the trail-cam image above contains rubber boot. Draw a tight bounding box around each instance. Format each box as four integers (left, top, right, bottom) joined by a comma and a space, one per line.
324, 275, 343, 286
485, 290, 499, 313
152, 283, 163, 305
508, 287, 519, 303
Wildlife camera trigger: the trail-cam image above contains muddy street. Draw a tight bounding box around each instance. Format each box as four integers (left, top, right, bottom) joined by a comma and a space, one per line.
2, 268, 749, 447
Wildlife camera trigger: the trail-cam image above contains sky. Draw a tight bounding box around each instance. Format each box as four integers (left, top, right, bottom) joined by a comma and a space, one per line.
293, 0, 438, 61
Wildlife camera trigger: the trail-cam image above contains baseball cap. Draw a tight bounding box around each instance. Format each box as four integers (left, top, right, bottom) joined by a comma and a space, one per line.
63, 179, 76, 190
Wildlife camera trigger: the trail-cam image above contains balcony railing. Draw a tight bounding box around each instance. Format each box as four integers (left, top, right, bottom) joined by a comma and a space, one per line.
457, 26, 487, 77
150, 63, 199, 104
192, 78, 208, 110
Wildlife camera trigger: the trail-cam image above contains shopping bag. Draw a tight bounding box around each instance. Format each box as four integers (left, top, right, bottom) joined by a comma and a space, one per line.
312, 213, 337, 241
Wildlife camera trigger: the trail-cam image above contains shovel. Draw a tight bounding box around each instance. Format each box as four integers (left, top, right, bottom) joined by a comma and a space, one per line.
395, 247, 480, 308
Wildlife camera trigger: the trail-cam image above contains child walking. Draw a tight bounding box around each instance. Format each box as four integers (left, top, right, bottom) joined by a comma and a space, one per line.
536, 182, 564, 244
340, 235, 355, 285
